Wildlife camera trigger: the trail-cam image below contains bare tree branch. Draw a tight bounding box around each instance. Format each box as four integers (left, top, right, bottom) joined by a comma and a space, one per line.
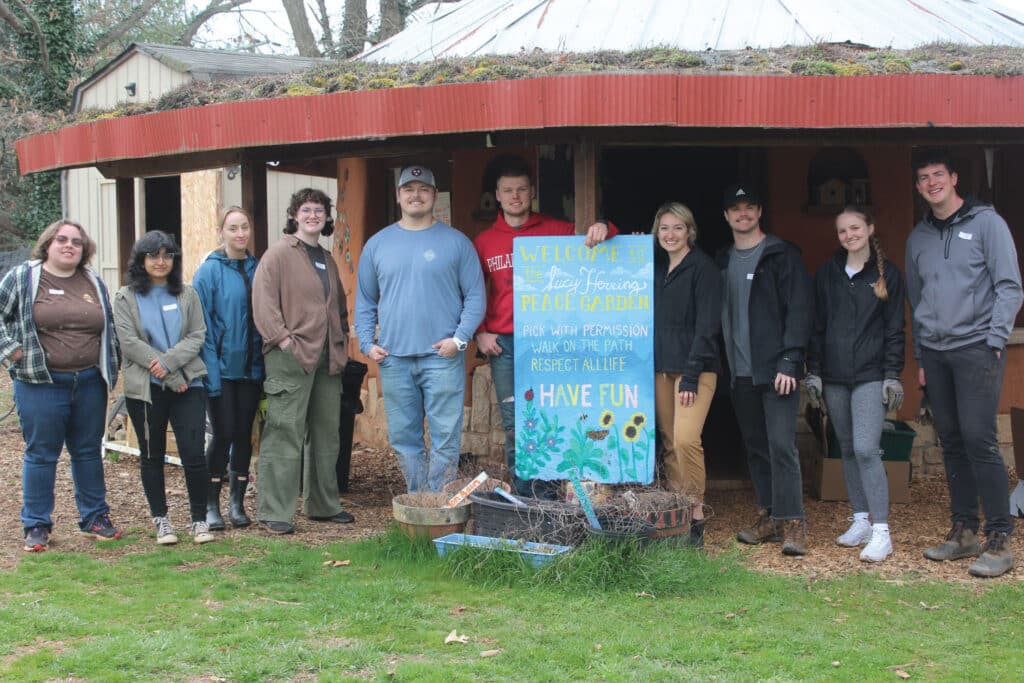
340, 0, 367, 57
313, 0, 335, 55
90, 0, 164, 53
0, 1, 21, 31
379, 0, 402, 42
6, 0, 48, 74
280, 0, 321, 57
177, 0, 254, 47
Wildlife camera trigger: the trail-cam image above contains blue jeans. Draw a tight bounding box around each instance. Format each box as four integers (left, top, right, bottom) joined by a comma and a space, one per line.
378, 352, 466, 493
731, 377, 805, 520
922, 343, 1012, 536
491, 334, 559, 499
16, 367, 111, 532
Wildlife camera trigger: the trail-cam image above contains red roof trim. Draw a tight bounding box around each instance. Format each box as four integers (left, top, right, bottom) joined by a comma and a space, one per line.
16, 73, 1024, 174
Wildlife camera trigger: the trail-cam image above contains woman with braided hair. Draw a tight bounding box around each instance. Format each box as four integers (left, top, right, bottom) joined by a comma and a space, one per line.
805, 205, 906, 562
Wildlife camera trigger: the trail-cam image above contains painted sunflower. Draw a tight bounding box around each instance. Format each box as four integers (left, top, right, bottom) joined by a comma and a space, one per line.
630, 412, 647, 428
599, 410, 614, 427
622, 423, 640, 442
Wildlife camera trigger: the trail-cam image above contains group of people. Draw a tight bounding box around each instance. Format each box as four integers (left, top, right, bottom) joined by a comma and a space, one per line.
6, 149, 1021, 578
4, 187, 357, 551
647, 149, 1021, 578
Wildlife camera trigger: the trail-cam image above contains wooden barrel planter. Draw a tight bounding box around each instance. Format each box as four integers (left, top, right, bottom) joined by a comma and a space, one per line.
392, 493, 470, 541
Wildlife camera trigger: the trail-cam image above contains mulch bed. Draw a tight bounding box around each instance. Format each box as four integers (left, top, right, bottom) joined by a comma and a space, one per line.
0, 371, 1020, 584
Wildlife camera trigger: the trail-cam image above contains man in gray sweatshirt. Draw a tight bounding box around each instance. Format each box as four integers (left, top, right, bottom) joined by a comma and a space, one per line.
906, 148, 1023, 578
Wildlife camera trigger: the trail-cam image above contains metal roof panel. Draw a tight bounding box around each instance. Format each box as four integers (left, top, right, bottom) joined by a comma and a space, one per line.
358, 0, 1024, 62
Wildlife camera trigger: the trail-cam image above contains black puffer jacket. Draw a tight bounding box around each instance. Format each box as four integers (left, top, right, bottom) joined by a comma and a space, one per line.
653, 247, 721, 392
807, 247, 905, 385
716, 235, 813, 386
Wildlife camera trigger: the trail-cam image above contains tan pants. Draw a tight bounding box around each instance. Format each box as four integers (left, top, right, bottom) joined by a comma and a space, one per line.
654, 371, 717, 500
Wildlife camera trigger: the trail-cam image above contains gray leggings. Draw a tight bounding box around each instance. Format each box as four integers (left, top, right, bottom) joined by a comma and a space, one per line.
823, 382, 889, 523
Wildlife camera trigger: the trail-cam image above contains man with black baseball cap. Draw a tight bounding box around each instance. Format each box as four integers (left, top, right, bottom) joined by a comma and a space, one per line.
717, 182, 813, 556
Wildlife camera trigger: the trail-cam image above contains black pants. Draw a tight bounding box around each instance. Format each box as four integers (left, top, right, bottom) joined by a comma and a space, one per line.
730, 377, 804, 520
922, 343, 1013, 536
126, 386, 209, 523
206, 379, 262, 478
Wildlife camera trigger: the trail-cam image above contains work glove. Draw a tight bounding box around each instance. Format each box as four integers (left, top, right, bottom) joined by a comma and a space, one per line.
804, 374, 823, 410
882, 378, 904, 413
917, 387, 933, 426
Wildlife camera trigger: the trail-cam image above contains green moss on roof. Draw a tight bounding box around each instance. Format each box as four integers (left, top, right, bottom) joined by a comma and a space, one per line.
57, 43, 1024, 130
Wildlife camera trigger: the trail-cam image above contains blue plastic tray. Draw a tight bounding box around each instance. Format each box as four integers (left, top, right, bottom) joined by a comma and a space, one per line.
432, 533, 571, 568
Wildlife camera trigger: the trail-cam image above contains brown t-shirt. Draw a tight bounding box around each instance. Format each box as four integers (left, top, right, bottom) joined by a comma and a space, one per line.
33, 268, 104, 372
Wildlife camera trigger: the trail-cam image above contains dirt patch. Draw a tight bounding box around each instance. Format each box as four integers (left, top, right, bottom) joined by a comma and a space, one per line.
0, 371, 1019, 583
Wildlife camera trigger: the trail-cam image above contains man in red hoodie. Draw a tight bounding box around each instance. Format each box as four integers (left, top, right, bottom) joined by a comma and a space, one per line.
473, 155, 617, 498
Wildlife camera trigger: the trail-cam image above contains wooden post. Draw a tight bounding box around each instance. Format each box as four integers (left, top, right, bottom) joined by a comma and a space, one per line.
241, 161, 268, 257
573, 141, 599, 233
115, 178, 136, 285
335, 157, 369, 358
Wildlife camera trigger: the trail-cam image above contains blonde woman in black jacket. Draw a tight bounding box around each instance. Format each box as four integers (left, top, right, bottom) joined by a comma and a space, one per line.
652, 202, 722, 548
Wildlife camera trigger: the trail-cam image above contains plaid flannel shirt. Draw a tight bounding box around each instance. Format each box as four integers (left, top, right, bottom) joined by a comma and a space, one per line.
0, 260, 121, 387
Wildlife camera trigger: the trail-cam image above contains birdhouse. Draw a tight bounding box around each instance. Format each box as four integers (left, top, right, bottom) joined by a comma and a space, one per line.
818, 178, 847, 207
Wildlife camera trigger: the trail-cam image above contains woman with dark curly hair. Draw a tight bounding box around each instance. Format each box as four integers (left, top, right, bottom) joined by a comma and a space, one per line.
252, 188, 353, 534
0, 220, 122, 552
114, 230, 214, 545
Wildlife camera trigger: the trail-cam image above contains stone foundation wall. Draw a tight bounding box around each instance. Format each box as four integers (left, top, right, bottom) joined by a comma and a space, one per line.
353, 365, 508, 475
355, 367, 1018, 481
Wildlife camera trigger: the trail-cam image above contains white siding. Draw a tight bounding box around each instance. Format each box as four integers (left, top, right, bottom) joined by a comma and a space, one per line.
222, 170, 338, 251
77, 52, 189, 110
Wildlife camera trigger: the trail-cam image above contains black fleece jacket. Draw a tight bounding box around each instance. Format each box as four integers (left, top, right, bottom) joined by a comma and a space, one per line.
807, 248, 905, 385
653, 246, 722, 392
716, 235, 813, 386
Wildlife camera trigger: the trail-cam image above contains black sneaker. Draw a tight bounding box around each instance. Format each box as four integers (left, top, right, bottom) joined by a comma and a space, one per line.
24, 526, 49, 552
309, 510, 355, 524
80, 513, 122, 541
259, 520, 295, 534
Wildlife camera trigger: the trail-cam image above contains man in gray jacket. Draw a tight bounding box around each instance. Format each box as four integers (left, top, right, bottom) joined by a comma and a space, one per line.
906, 148, 1023, 578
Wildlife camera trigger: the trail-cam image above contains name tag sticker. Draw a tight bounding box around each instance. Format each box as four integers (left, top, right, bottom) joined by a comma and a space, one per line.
958, 231, 973, 240
315, 262, 326, 270
746, 273, 754, 280
162, 303, 178, 312
48, 288, 64, 295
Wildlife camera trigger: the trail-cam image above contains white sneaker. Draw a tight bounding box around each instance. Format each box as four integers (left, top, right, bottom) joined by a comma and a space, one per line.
860, 527, 893, 562
153, 516, 178, 545
191, 521, 215, 544
836, 517, 872, 547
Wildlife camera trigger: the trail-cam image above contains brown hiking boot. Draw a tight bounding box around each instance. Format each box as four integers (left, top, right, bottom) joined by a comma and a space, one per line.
736, 510, 782, 545
782, 519, 807, 556
968, 532, 1014, 578
923, 521, 982, 562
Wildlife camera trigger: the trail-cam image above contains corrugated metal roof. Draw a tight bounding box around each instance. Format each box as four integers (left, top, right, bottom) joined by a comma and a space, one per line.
358, 0, 1024, 63
19, 73, 1024, 175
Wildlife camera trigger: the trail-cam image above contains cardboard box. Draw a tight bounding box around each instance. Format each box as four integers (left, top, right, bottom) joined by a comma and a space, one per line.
814, 455, 911, 504
1011, 407, 1024, 474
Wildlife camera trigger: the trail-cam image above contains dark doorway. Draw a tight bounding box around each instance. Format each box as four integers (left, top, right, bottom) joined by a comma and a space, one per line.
600, 146, 768, 481
144, 176, 182, 244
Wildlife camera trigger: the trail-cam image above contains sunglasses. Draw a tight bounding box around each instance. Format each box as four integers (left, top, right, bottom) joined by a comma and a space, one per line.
54, 235, 84, 248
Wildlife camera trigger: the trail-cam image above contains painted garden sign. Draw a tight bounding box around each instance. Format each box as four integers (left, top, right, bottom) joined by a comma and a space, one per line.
513, 235, 655, 484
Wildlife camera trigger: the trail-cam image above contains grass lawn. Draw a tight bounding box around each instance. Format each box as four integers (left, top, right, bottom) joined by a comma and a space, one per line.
0, 529, 1020, 681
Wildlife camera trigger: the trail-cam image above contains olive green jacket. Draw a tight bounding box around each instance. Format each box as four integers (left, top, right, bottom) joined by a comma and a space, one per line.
113, 284, 207, 403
